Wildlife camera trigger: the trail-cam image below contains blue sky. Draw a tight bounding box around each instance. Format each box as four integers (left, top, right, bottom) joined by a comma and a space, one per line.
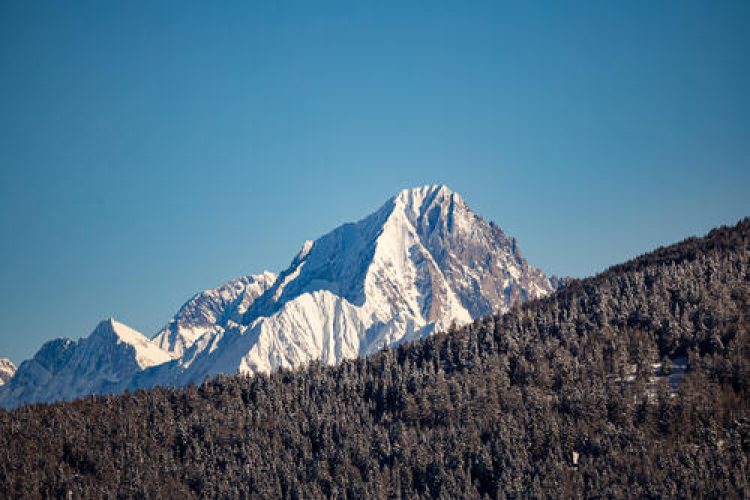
1, 1, 748, 363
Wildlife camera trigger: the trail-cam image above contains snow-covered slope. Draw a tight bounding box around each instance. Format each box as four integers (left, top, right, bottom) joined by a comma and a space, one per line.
131, 185, 554, 388
1, 185, 556, 408
0, 358, 16, 386
153, 272, 276, 357
0, 319, 174, 409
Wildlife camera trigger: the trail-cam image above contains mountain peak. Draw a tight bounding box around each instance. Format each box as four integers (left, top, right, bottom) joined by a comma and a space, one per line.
227, 185, 554, 376
90, 318, 174, 368
389, 185, 475, 237
92, 317, 143, 343
395, 183, 452, 199
393, 184, 461, 213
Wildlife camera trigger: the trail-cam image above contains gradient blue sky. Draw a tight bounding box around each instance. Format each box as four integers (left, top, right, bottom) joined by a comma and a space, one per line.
1, 1, 748, 363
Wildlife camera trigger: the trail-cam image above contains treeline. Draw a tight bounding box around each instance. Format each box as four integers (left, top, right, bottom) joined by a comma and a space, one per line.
0, 219, 748, 498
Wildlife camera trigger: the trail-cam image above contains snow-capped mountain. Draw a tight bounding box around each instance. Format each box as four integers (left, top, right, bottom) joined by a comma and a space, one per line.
0, 358, 15, 386
153, 272, 277, 357
0, 319, 173, 409
131, 185, 554, 388
1, 185, 556, 408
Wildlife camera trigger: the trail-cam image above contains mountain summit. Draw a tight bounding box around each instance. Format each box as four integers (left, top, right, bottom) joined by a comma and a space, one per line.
132, 185, 554, 388
1, 185, 555, 408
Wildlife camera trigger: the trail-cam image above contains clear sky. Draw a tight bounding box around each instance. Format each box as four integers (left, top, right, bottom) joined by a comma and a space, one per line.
1, 1, 748, 364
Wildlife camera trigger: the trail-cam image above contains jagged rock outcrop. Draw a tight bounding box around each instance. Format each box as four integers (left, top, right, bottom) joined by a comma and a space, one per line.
0, 359, 15, 386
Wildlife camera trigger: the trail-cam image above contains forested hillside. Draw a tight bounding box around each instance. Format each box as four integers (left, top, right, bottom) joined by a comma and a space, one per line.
1, 219, 748, 498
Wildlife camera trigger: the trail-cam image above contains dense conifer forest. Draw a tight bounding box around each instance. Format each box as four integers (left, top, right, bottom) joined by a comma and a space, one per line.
0, 219, 748, 498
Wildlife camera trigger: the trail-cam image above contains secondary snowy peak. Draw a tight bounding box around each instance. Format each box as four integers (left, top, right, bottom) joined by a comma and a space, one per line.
0, 358, 16, 386
0, 318, 173, 409
153, 272, 276, 357
95, 318, 175, 369
158, 184, 554, 381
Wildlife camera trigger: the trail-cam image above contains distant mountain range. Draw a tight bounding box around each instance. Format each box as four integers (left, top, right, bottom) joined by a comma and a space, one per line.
0, 185, 556, 409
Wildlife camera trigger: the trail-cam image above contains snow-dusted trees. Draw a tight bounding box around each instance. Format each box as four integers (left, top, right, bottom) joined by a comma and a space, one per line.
0, 218, 748, 498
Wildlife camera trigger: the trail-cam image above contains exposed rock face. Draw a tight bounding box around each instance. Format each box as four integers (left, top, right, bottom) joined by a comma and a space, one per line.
0, 358, 16, 386
153, 272, 277, 357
